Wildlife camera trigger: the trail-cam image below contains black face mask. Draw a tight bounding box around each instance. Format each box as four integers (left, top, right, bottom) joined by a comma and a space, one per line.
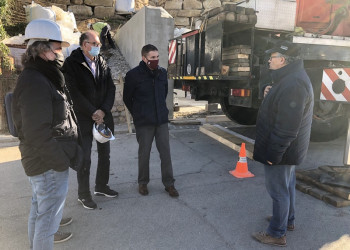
49, 53, 64, 69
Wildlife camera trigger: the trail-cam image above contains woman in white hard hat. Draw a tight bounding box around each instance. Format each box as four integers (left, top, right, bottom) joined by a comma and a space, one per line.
12, 19, 81, 250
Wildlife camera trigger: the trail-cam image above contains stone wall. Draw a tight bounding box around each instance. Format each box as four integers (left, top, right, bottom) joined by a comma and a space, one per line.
20, 0, 242, 28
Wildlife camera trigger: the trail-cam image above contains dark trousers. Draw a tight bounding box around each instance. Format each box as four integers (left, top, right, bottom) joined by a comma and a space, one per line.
100, 26, 116, 49
135, 123, 175, 187
77, 131, 110, 198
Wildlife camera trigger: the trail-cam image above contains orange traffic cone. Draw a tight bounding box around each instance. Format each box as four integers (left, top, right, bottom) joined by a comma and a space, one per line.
229, 143, 254, 178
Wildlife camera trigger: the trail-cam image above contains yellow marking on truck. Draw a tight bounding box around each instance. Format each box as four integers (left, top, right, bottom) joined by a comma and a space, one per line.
0, 146, 21, 164
203, 76, 207, 80
183, 76, 196, 80
209, 76, 214, 80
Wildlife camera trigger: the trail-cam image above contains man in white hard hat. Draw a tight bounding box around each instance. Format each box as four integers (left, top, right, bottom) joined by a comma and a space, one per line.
12, 19, 81, 249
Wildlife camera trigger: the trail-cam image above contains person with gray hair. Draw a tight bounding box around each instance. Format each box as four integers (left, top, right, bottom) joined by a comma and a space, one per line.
252, 40, 314, 247
12, 19, 81, 249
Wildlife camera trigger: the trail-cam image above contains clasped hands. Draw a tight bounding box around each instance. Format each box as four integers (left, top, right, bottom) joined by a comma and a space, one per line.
92, 109, 105, 125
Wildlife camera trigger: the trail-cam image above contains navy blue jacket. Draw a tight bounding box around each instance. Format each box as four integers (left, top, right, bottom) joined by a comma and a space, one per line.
123, 61, 169, 126
253, 60, 314, 165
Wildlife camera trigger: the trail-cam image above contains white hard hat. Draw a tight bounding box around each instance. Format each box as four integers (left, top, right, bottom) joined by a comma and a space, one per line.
25, 19, 70, 47
92, 123, 115, 143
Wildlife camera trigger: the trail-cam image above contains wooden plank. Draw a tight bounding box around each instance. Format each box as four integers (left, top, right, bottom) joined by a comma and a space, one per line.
323, 194, 350, 208
296, 182, 313, 193
222, 58, 250, 64
222, 48, 251, 55
230, 67, 250, 72
297, 179, 350, 207
296, 170, 350, 200
222, 54, 249, 60
224, 62, 250, 67
199, 124, 254, 159
229, 71, 250, 76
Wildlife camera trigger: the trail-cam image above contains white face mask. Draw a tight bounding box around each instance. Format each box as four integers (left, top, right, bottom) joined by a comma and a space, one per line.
89, 46, 100, 57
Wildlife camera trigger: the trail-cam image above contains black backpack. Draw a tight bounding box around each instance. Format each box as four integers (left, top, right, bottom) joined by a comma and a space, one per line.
4, 92, 18, 137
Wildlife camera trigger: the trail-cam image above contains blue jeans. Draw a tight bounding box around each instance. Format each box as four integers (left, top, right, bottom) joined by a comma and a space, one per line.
264, 164, 295, 238
28, 169, 69, 250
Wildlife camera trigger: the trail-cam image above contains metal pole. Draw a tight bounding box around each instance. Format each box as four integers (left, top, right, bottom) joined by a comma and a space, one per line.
343, 118, 350, 166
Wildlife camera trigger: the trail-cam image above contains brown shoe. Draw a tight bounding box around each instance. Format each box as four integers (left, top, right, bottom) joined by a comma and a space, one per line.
266, 216, 295, 231
165, 186, 179, 197
139, 184, 148, 196
252, 232, 286, 247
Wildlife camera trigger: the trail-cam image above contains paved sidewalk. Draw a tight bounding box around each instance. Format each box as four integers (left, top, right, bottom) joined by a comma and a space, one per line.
0, 125, 349, 249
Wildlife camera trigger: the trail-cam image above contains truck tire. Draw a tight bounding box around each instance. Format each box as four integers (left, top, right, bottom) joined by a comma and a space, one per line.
310, 116, 347, 142
220, 98, 258, 125
310, 102, 347, 142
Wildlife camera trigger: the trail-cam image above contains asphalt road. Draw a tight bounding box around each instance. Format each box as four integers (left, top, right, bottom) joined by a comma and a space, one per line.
0, 125, 349, 250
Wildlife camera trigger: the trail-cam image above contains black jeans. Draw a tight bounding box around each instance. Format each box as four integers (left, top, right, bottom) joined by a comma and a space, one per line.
135, 123, 175, 187
77, 131, 110, 198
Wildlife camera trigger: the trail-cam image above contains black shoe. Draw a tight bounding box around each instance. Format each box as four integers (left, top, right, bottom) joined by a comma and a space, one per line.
165, 186, 179, 197
59, 217, 72, 227
138, 184, 149, 196
78, 197, 97, 209
94, 185, 119, 198
54, 231, 73, 243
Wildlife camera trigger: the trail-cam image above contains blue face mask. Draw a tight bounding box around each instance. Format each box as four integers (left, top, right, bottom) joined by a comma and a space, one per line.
89, 46, 100, 57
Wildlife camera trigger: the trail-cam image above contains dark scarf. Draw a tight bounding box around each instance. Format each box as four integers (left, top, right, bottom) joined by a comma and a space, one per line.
24, 57, 65, 91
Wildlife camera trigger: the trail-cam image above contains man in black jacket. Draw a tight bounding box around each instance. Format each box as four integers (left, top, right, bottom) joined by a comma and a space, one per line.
252, 41, 314, 247
63, 30, 117, 210
123, 44, 179, 197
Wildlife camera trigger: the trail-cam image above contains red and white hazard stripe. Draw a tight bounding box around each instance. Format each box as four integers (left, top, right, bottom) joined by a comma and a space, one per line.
168, 40, 177, 64
321, 68, 350, 102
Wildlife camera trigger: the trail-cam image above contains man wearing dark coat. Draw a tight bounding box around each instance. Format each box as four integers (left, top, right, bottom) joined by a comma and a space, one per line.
63, 30, 117, 210
252, 40, 314, 247
123, 44, 179, 198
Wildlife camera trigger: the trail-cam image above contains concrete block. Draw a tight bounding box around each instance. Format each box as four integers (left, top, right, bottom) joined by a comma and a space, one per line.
177, 9, 202, 17
205, 103, 219, 112
68, 5, 93, 16
183, 0, 202, 10
95, 6, 115, 18
71, 0, 83, 4
165, 1, 183, 10
84, 0, 114, 7
175, 17, 190, 26
203, 0, 222, 10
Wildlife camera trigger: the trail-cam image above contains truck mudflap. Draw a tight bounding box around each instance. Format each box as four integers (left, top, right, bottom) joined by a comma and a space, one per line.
321, 68, 350, 102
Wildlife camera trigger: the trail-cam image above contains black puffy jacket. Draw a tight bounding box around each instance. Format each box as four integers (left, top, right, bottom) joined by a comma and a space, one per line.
63, 48, 115, 134
253, 60, 314, 165
12, 58, 79, 176
123, 61, 169, 126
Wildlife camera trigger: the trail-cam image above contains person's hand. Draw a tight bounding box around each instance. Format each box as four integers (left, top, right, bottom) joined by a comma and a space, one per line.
92, 110, 105, 124
264, 85, 272, 97
267, 161, 273, 165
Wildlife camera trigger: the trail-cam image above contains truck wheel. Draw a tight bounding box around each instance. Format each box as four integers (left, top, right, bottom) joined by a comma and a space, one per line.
310, 102, 347, 142
220, 98, 258, 125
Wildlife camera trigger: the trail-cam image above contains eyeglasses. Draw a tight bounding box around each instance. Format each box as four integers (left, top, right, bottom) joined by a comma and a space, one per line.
269, 56, 282, 60
86, 41, 102, 47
